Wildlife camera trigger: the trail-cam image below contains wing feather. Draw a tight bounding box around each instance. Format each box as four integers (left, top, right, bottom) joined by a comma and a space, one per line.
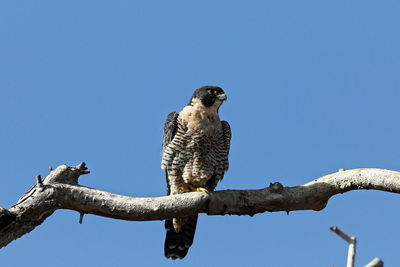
162, 112, 179, 195
162, 112, 179, 151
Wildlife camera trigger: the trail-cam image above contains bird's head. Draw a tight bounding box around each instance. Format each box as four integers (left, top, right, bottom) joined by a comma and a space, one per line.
189, 86, 227, 110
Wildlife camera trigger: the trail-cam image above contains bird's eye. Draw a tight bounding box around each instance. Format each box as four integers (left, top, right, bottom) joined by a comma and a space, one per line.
207, 89, 218, 95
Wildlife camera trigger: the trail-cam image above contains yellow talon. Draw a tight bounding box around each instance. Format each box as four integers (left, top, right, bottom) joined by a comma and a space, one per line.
196, 187, 209, 193
180, 185, 209, 193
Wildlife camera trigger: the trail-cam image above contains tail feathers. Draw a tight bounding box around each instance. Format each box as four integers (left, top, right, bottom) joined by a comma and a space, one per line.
164, 215, 198, 259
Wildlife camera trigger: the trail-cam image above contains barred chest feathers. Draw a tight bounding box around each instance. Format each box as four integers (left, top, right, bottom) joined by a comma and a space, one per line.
178, 101, 224, 185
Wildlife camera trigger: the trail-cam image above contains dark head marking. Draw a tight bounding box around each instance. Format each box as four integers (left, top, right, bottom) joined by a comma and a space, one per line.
189, 86, 226, 107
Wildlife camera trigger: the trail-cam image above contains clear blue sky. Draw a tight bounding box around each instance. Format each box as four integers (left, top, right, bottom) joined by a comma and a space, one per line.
1, 1, 400, 266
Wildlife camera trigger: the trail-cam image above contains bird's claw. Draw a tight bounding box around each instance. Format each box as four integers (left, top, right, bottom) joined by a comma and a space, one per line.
196, 187, 209, 193
180, 185, 208, 193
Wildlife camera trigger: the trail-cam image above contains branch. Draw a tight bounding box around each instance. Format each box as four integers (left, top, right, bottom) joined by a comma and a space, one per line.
1, 163, 400, 249
365, 258, 383, 267
330, 226, 356, 267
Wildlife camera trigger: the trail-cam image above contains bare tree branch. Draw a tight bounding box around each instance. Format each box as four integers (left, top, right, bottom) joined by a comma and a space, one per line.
365, 258, 383, 267
330, 226, 356, 267
330, 226, 354, 244
1, 163, 400, 249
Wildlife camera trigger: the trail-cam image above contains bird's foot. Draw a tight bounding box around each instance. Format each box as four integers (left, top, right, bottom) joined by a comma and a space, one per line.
196, 187, 209, 193
180, 185, 209, 193
180, 184, 196, 193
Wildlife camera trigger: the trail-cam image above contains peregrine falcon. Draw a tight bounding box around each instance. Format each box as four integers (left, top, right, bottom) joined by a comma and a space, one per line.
161, 86, 231, 259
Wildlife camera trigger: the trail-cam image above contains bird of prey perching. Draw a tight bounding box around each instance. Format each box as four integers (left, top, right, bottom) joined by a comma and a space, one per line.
161, 86, 231, 259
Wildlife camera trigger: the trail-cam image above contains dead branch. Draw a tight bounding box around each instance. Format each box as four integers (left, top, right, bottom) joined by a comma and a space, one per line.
1, 163, 400, 249
365, 258, 383, 267
330, 226, 356, 267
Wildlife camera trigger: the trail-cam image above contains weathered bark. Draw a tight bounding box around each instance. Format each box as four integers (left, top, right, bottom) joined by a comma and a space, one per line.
1, 163, 400, 249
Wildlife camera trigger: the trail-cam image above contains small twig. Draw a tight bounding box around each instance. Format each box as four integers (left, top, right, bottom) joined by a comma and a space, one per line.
79, 213, 84, 224
330, 226, 356, 267
77, 162, 90, 175
35, 175, 44, 190
330, 226, 353, 243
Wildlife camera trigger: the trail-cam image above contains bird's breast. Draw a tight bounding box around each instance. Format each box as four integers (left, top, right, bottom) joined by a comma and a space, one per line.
179, 105, 222, 136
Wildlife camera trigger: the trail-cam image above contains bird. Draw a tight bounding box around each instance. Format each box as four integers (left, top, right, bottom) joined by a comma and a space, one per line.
161, 86, 231, 259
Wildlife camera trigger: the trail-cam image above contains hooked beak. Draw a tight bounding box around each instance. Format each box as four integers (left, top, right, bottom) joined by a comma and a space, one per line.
218, 93, 227, 101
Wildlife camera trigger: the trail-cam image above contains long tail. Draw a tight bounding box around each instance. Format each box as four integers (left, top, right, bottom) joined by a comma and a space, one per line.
164, 214, 198, 259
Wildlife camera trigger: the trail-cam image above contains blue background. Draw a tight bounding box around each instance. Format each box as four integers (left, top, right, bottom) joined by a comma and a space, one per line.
1, 1, 400, 266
